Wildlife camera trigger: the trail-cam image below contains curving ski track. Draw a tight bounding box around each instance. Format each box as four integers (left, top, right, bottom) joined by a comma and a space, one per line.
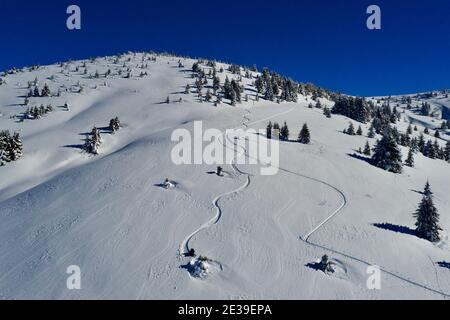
178, 105, 450, 298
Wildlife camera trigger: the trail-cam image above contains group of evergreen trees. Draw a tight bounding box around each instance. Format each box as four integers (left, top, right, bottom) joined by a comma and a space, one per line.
344, 122, 363, 136
332, 95, 372, 123
85, 117, 122, 154
254, 69, 298, 103
266, 121, 311, 144
223, 77, 243, 106
188, 60, 332, 107
85, 127, 102, 155
24, 104, 53, 120
0, 131, 23, 166
28, 83, 51, 98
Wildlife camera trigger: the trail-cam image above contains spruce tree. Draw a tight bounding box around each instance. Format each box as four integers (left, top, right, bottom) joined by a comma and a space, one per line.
363, 141, 371, 156
280, 122, 289, 141
445, 141, 450, 162
368, 123, 375, 138
405, 148, 414, 167
347, 122, 355, 136
356, 125, 363, 136
413, 182, 441, 242
298, 123, 311, 144
371, 134, 403, 173
41, 83, 51, 97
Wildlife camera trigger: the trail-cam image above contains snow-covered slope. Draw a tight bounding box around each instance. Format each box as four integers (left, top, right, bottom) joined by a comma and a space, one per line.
0, 52, 449, 299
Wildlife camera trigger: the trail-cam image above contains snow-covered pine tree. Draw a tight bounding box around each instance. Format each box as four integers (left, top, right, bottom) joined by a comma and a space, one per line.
371, 133, 403, 173
346, 122, 356, 136
413, 182, 441, 242
109, 117, 121, 133
280, 122, 289, 141
405, 148, 415, 167
33, 86, 40, 97
356, 125, 363, 136
423, 140, 436, 159
434, 131, 440, 139
85, 127, 102, 155
0, 131, 11, 165
363, 141, 371, 156
368, 123, 375, 138
298, 123, 311, 144
445, 141, 450, 162
407, 124, 413, 135
323, 107, 331, 118
41, 83, 51, 97
9, 132, 23, 161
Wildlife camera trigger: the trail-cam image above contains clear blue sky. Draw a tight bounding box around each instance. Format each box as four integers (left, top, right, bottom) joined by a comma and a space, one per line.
1, 0, 449, 96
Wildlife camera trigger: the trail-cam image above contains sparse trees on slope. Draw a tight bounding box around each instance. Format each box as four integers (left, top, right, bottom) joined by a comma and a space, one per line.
413, 182, 441, 242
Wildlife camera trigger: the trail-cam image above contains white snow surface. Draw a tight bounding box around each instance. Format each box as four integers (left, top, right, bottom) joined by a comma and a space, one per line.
0, 53, 449, 300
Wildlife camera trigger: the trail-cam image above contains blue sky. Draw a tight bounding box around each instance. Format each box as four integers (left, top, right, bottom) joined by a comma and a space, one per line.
1, 0, 449, 96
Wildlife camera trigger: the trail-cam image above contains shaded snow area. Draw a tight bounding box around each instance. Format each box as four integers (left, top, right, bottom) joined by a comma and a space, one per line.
0, 52, 449, 299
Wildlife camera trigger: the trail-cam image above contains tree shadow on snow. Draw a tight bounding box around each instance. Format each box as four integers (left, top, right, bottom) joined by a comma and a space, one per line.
62, 144, 85, 150
372, 223, 417, 237
305, 262, 324, 272
348, 153, 372, 165
437, 261, 450, 270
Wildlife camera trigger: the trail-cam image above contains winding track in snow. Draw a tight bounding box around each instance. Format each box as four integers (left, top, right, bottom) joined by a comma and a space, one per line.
239, 107, 450, 298
179, 104, 450, 298
179, 107, 294, 257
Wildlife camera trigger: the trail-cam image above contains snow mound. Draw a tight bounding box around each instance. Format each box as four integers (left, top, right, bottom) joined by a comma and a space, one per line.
183, 256, 222, 279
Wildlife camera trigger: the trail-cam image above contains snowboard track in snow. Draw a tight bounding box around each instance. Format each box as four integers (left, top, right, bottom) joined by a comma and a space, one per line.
179, 107, 294, 261
179, 105, 450, 298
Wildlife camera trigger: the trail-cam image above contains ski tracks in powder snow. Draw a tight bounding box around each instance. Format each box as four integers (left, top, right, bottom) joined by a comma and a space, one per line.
177, 105, 450, 299
178, 107, 294, 260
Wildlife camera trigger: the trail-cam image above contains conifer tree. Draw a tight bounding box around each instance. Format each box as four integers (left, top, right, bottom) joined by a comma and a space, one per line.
41, 83, 51, 97
363, 141, 371, 156
109, 117, 121, 133
371, 134, 403, 173
347, 122, 355, 136
357, 125, 363, 136
368, 123, 375, 138
298, 123, 311, 144
280, 122, 289, 141
413, 182, 441, 242
405, 148, 415, 167
445, 141, 450, 162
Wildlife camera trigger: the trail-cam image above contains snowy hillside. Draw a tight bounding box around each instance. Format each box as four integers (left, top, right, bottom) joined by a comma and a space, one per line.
0, 52, 449, 300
